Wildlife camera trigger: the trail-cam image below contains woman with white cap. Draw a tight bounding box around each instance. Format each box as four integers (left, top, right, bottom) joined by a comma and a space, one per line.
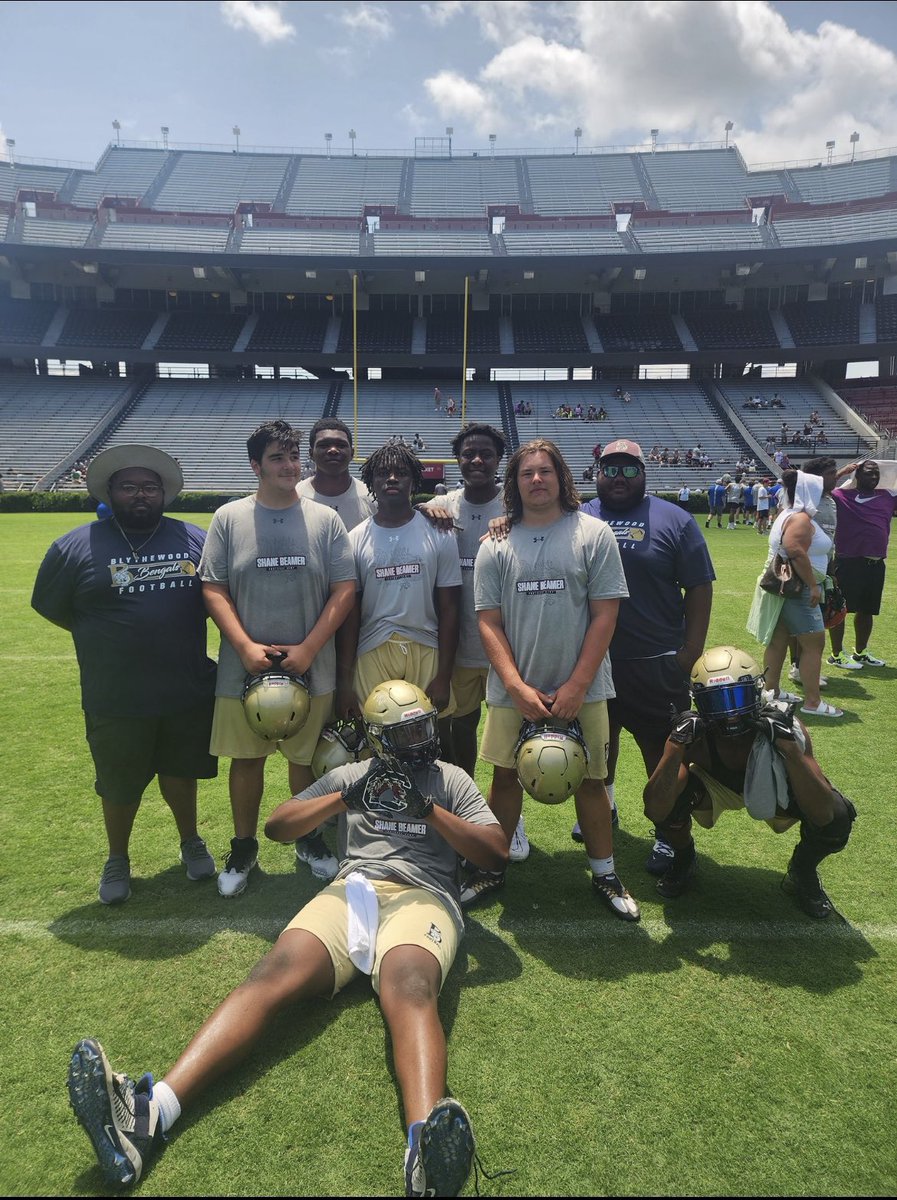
747, 469, 843, 718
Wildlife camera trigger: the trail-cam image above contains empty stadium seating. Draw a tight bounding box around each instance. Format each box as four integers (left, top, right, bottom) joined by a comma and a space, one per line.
336, 312, 412, 354
684, 308, 778, 350
155, 312, 246, 353
593, 313, 681, 352
425, 312, 501, 355
371, 229, 493, 256
780, 300, 860, 346
99, 221, 230, 252
773, 208, 897, 247
153, 152, 290, 212
68, 147, 168, 206
502, 227, 625, 254
57, 308, 157, 350
239, 226, 361, 255
840, 382, 897, 435
409, 158, 520, 217
20, 217, 92, 247
512, 313, 590, 354
639, 150, 752, 211
875, 296, 897, 342
246, 311, 329, 354
524, 154, 644, 214
286, 157, 404, 217
0, 299, 58, 344
631, 223, 765, 252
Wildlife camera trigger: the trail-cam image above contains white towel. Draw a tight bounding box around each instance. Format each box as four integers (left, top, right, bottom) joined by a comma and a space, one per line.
345, 871, 379, 975
743, 717, 807, 820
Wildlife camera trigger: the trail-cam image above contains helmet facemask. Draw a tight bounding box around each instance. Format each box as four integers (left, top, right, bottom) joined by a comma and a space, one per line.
362, 680, 440, 768
690, 646, 763, 737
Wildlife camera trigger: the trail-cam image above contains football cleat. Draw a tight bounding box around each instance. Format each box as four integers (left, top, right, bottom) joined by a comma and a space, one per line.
217, 836, 259, 898
508, 817, 530, 862
405, 1098, 475, 1198
459, 869, 505, 908
591, 872, 640, 922
781, 868, 834, 919
655, 845, 697, 898
644, 836, 675, 876
294, 831, 338, 881
67, 1038, 164, 1189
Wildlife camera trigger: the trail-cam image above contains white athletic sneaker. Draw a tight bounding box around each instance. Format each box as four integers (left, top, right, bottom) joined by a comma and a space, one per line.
509, 817, 530, 862
217, 837, 258, 898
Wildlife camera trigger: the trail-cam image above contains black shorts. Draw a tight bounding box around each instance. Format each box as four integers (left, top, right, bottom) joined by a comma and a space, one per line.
608, 655, 690, 744
833, 556, 886, 616
84, 698, 218, 806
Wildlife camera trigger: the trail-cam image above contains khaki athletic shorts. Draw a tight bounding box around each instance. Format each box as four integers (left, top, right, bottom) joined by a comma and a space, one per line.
451, 666, 488, 718
480, 700, 609, 779
210, 693, 332, 763
355, 635, 456, 716
284, 878, 458, 996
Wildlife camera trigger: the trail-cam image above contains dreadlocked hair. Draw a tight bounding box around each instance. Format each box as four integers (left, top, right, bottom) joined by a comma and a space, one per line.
360, 442, 424, 497
504, 438, 580, 526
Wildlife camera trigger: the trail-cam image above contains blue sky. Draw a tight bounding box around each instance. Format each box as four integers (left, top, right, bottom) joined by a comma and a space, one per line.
1, 1, 895, 168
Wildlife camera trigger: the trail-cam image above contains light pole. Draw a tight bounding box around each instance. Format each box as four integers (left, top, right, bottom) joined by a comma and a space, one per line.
349, 128, 356, 156
232, 125, 240, 152
446, 126, 453, 158
112, 119, 121, 146
489, 132, 496, 159
850, 131, 860, 162
325, 132, 332, 158
574, 126, 582, 155
6, 138, 15, 166
161, 126, 169, 150
725, 120, 733, 148
650, 128, 659, 154
826, 139, 835, 165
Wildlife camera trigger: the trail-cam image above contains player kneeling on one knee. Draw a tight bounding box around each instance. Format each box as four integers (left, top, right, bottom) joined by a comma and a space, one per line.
66, 680, 507, 1197
642, 645, 855, 918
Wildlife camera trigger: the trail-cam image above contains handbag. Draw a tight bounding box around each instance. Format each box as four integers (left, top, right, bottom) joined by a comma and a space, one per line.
759, 553, 804, 598
821, 575, 847, 629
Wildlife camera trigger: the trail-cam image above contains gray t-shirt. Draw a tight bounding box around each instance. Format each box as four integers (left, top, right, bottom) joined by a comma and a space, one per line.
424, 489, 505, 669
199, 495, 356, 697
299, 759, 501, 938
296, 476, 375, 533
474, 510, 628, 706
350, 512, 462, 657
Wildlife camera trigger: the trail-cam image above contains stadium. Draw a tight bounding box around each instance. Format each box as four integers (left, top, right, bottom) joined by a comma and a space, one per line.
3, 135, 896, 1200
1, 136, 896, 493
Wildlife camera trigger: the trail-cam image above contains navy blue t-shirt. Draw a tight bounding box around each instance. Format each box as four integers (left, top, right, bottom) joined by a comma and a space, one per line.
32, 516, 216, 718
580, 495, 715, 659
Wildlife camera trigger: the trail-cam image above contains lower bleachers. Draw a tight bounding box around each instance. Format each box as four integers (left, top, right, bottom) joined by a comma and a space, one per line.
717, 380, 873, 457
0, 374, 134, 488
840, 382, 897, 435
506, 381, 746, 488
89, 379, 333, 490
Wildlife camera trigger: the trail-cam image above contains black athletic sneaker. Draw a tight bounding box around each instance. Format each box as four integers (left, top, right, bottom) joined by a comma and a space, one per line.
644, 834, 675, 876
781, 868, 833, 918
405, 1098, 475, 1197
67, 1038, 164, 1189
656, 845, 697, 898
591, 872, 640, 921
459, 869, 505, 908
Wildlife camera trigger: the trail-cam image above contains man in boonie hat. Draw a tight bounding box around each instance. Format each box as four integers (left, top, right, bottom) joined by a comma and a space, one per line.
31, 444, 218, 905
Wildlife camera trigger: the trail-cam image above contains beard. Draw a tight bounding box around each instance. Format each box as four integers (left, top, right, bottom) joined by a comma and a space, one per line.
114, 504, 161, 531
598, 478, 646, 511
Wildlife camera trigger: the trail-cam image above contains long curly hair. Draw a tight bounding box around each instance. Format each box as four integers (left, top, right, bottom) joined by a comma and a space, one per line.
504, 438, 579, 526
360, 442, 424, 497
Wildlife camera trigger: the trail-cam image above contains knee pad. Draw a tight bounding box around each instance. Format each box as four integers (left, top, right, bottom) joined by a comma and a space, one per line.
797, 793, 856, 860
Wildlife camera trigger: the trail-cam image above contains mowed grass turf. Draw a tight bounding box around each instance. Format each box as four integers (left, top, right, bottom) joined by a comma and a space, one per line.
1, 511, 895, 1197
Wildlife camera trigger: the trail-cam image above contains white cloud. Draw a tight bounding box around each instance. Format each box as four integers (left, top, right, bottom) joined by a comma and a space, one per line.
219, 1, 295, 45
420, 1, 464, 26
339, 3, 393, 41
421, 1, 897, 163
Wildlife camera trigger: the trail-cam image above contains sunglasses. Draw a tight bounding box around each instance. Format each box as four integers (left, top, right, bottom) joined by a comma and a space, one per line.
600, 464, 642, 478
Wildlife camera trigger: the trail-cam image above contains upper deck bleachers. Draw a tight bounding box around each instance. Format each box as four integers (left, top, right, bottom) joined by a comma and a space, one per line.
639, 150, 752, 211
20, 217, 92, 247
502, 227, 625, 254
68, 147, 167, 205
98, 221, 230, 252
409, 158, 520, 217
425, 312, 501, 355
155, 311, 246, 353
773, 208, 897, 246
0, 374, 133, 488
239, 226, 362, 255
631, 222, 765, 252
246, 311, 329, 354
0, 298, 57, 344
0, 162, 71, 203
788, 157, 893, 204
285, 157, 403, 217
512, 313, 590, 354
371, 228, 493, 256
336, 312, 412, 354
153, 152, 289, 212
684, 308, 778, 350
524, 154, 644, 214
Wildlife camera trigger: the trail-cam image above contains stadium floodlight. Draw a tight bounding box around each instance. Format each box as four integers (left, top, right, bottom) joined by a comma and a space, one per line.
161, 126, 169, 149
5, 138, 15, 166
232, 125, 240, 152
489, 133, 496, 158
650, 128, 659, 153
112, 119, 121, 146
446, 126, 454, 157
574, 126, 582, 154
850, 131, 860, 162
325, 132, 333, 158
349, 128, 356, 155
725, 120, 733, 148
826, 139, 835, 165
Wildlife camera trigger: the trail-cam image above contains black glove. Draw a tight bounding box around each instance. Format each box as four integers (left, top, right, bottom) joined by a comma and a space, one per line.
751, 703, 797, 743
341, 761, 433, 818
669, 711, 706, 746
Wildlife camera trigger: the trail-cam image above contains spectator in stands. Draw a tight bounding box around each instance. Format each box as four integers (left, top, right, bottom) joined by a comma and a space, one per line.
781, 422, 789, 445
412, 433, 427, 451
201, 420, 357, 897
523, 401, 533, 416
614, 386, 623, 401
336, 442, 461, 728
31, 445, 218, 905
774, 448, 784, 467
810, 410, 820, 425
573, 403, 584, 419
586, 405, 598, 421
781, 452, 792, 471
817, 428, 829, 445
597, 406, 608, 420
765, 436, 776, 455
622, 390, 632, 404
593, 443, 603, 465
434, 386, 442, 412
827, 460, 897, 671
772, 392, 783, 408
297, 418, 375, 534
445, 396, 456, 417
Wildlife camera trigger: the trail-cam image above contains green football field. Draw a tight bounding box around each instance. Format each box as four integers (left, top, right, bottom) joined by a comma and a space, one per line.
1, 512, 895, 1197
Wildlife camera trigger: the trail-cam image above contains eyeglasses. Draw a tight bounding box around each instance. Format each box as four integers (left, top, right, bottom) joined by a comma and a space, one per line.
600, 464, 642, 479
113, 482, 163, 496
